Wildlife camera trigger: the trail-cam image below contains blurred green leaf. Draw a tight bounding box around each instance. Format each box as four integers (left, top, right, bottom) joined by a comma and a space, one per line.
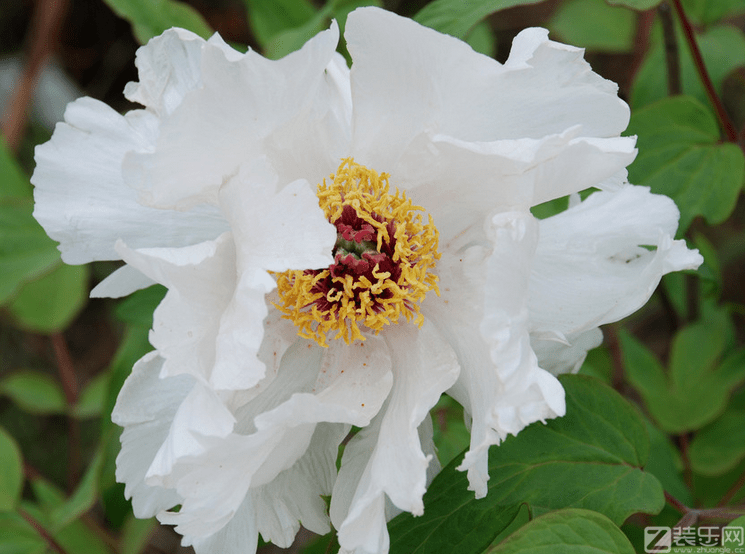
689, 409, 745, 476
0, 371, 66, 415
0, 511, 46, 554
120, 514, 157, 554
606, 0, 662, 9
243, 0, 318, 47
622, 313, 745, 433
264, 5, 332, 59
431, 394, 470, 467
114, 284, 166, 327
0, 138, 31, 198
7, 263, 88, 333
101, 0, 212, 44
414, 0, 544, 39
724, 516, 745, 549
26, 479, 115, 554
626, 95, 745, 232
0, 198, 62, 305
72, 372, 110, 419
51, 449, 105, 529
0, 427, 23, 512
682, 0, 745, 26
389, 375, 664, 554
464, 20, 496, 57
578, 346, 613, 385
549, 0, 636, 53
632, 24, 745, 109
487, 509, 634, 554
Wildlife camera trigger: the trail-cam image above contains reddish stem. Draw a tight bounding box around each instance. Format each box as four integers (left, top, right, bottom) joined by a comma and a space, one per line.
670, 0, 738, 142
1, 0, 69, 151
51, 332, 80, 491
18, 507, 70, 554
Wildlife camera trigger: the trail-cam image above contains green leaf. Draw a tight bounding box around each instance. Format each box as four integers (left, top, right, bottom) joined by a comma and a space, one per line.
114, 284, 166, 327
72, 372, 110, 419
0, 511, 46, 554
0, 198, 62, 305
0, 371, 66, 415
464, 20, 496, 58
723, 516, 745, 550
389, 375, 664, 554
688, 409, 745, 476
0, 427, 23, 512
243, 0, 318, 48
431, 394, 470, 467
487, 509, 635, 554
681, 0, 745, 26
21, 499, 115, 554
0, 138, 31, 198
549, 0, 636, 53
51, 448, 105, 529
6, 262, 89, 333
414, 0, 545, 39
643, 419, 693, 505
120, 515, 157, 554
632, 24, 745, 110
622, 313, 745, 433
606, 0, 662, 9
626, 95, 745, 232
264, 5, 332, 60
100, 0, 212, 44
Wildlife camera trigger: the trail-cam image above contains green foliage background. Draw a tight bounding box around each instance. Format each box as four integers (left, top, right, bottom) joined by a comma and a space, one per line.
1, 0, 745, 552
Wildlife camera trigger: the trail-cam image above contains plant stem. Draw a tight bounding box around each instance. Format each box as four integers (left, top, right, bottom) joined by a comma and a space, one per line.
670, 0, 738, 142
51, 332, 80, 491
659, 2, 681, 96
0, 0, 69, 151
18, 507, 70, 554
719, 470, 745, 507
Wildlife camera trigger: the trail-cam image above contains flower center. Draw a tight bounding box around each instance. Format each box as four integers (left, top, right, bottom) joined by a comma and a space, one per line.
274, 159, 440, 346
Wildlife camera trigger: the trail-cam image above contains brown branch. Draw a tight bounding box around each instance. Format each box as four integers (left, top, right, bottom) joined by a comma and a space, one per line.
51, 332, 80, 491
18, 506, 70, 554
1, 0, 70, 151
659, 2, 681, 96
719, 470, 745, 507
670, 0, 738, 142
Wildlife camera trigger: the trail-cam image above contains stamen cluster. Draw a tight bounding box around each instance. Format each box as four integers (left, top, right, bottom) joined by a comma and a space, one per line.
275, 159, 440, 346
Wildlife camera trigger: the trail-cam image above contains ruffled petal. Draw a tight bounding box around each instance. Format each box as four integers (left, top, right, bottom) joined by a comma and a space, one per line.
123, 23, 346, 209
528, 186, 703, 374
154, 336, 393, 541
31, 98, 228, 264
112, 353, 192, 518
424, 212, 565, 498
211, 159, 336, 389
331, 321, 459, 554
393, 129, 636, 242
346, 9, 630, 173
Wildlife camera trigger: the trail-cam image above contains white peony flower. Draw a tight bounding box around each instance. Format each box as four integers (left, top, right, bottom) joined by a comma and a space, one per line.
32, 7, 702, 554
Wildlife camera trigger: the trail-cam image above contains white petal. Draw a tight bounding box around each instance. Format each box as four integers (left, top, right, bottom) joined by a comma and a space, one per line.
331, 321, 459, 554
189, 495, 259, 554
90, 264, 155, 298
31, 98, 228, 264
346, 8, 630, 173
531, 328, 603, 376
124, 28, 210, 117
114, 234, 237, 385
124, 23, 343, 209
112, 353, 192, 518
529, 186, 703, 339
393, 129, 636, 242
156, 336, 392, 540
211, 158, 335, 390
424, 213, 565, 498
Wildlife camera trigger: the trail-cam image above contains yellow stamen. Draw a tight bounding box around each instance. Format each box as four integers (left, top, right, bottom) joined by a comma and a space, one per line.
274, 159, 440, 346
